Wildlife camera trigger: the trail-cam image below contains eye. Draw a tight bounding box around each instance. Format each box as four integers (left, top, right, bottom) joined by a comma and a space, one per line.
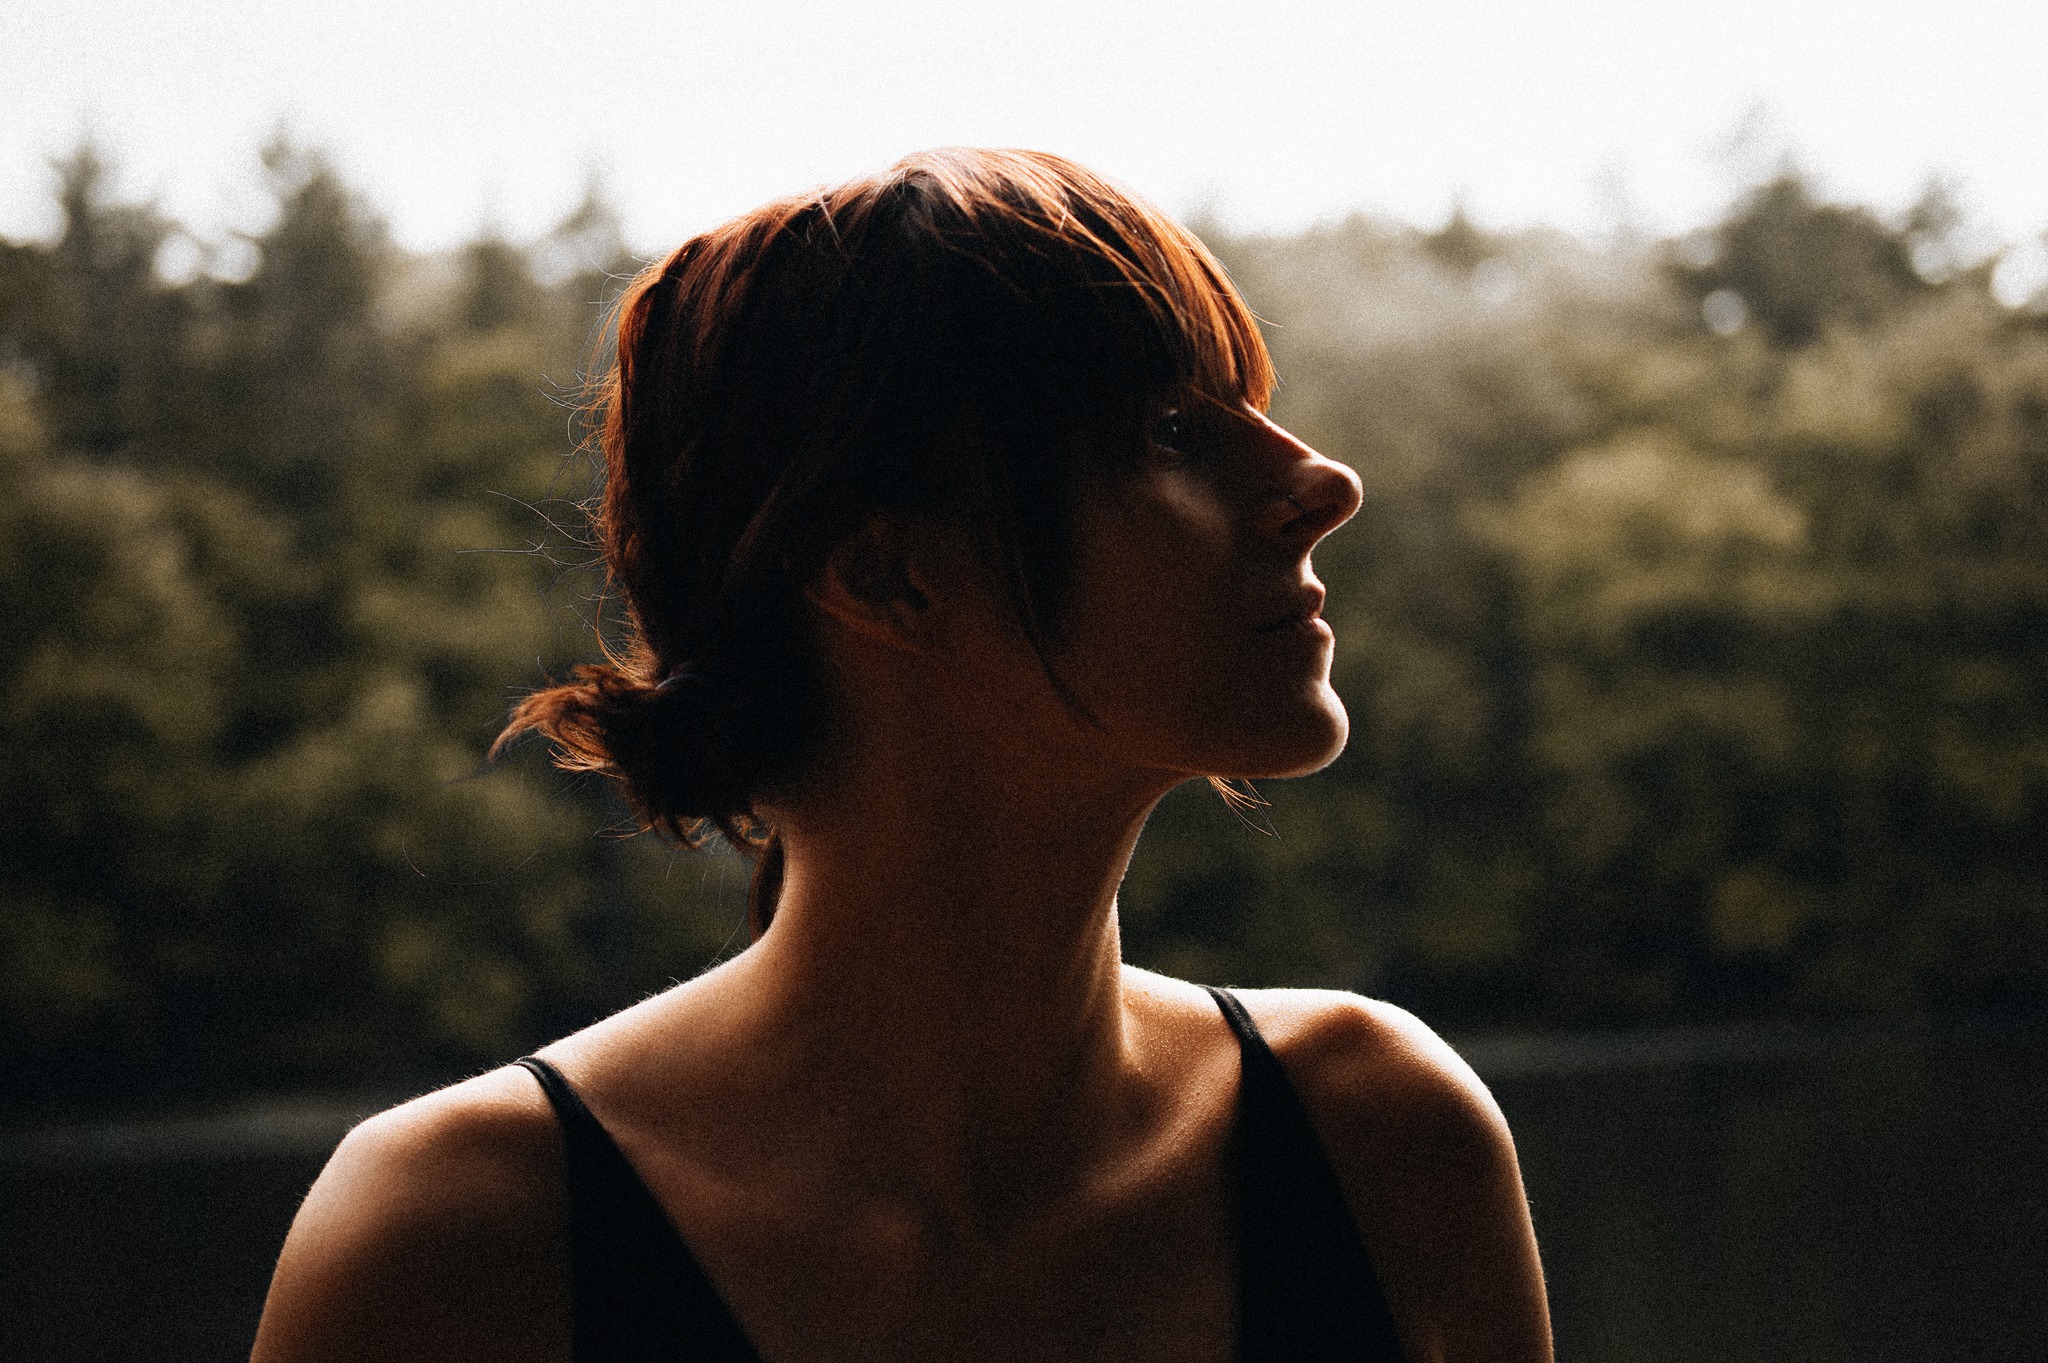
1147, 407, 1190, 460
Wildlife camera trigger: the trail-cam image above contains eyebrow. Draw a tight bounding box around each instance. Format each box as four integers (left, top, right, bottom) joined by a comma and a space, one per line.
1189, 387, 1267, 426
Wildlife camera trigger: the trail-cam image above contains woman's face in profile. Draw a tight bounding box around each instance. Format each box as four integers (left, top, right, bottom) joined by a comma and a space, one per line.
1050, 393, 1364, 785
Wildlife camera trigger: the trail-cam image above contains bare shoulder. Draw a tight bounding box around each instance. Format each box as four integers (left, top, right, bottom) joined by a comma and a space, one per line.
1236, 988, 1553, 1363
1234, 988, 1503, 1144
251, 1064, 569, 1363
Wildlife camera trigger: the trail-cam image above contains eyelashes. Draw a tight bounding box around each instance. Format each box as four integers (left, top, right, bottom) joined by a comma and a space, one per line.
1147, 407, 1191, 463
1145, 391, 1255, 470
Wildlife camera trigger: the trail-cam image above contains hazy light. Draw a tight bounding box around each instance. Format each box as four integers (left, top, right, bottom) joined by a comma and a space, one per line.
1702, 289, 1748, 336
210, 236, 261, 284
3, 0, 2046, 252
153, 233, 205, 287
1674, 230, 1720, 270
1990, 239, 2048, 310
529, 237, 597, 289
1471, 257, 1518, 307
1909, 236, 1957, 284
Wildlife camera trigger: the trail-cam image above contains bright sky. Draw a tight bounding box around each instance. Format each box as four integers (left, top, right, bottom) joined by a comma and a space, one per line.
4, 0, 2045, 257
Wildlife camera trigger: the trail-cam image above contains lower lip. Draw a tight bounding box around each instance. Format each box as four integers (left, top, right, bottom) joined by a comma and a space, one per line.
1262, 616, 1333, 641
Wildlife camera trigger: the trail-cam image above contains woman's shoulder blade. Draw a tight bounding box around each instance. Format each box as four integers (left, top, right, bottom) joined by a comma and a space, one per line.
250, 1066, 572, 1363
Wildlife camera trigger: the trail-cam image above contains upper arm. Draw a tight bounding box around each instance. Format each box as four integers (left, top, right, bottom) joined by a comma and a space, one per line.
1247, 991, 1553, 1363
250, 1068, 571, 1363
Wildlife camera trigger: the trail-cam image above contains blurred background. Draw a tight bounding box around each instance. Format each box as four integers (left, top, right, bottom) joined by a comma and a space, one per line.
3, 1, 2045, 1359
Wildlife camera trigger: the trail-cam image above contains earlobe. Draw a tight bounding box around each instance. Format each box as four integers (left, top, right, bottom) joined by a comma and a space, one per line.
805, 521, 937, 654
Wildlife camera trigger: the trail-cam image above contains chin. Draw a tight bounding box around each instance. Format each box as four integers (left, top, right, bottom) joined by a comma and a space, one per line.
1221, 691, 1351, 780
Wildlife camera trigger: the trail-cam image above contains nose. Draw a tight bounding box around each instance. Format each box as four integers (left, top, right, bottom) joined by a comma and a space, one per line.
1248, 410, 1363, 545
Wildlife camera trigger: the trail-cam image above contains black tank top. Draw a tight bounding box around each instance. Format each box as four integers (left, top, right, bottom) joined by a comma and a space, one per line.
517, 986, 1406, 1361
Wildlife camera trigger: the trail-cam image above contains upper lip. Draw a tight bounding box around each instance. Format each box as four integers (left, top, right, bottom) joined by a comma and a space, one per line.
1255, 584, 1326, 631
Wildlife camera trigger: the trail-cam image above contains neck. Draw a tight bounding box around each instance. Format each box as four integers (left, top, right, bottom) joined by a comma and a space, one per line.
716, 702, 1180, 1228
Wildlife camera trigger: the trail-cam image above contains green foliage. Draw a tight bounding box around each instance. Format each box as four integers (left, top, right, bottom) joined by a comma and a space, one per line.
1130, 180, 2048, 1026
0, 142, 740, 1116
2, 150, 2043, 1113
1672, 173, 1930, 347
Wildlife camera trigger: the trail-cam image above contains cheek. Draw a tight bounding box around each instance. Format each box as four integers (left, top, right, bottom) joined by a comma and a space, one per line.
1061, 532, 1226, 687
1055, 481, 1348, 773
1069, 483, 1231, 616
1074, 577, 1351, 775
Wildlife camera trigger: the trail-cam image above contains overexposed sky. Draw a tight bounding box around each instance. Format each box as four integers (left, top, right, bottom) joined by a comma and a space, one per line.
4, 0, 2045, 256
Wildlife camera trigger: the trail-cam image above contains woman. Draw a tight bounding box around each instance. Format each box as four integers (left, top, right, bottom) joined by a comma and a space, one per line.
252, 148, 1550, 1363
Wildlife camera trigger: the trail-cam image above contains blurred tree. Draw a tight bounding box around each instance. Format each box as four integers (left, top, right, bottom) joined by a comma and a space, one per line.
0, 373, 230, 1055
1150, 184, 2047, 1028
29, 144, 194, 461
1673, 172, 1929, 347
459, 233, 532, 334
1759, 290, 2048, 1012
1423, 202, 1493, 276
0, 144, 739, 1116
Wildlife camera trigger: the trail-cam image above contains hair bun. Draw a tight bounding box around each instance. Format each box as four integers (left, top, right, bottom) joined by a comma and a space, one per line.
597, 663, 751, 834
497, 661, 754, 846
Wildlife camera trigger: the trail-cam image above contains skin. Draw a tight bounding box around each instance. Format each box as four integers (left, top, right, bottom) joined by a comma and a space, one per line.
252, 394, 1551, 1363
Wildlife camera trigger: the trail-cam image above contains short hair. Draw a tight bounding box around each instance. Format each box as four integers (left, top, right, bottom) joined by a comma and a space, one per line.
498, 148, 1273, 897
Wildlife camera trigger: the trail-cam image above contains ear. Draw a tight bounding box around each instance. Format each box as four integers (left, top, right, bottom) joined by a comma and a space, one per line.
804, 518, 939, 654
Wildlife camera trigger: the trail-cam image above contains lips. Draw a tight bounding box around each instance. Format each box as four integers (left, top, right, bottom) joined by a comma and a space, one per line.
1255, 584, 1328, 633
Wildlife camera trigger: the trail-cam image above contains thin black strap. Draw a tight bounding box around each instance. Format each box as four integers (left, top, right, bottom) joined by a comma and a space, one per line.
1204, 988, 1408, 1362
517, 1057, 762, 1363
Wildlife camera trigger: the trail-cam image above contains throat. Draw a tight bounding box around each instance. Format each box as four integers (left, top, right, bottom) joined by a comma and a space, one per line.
745, 920, 1144, 1232
725, 759, 1180, 1231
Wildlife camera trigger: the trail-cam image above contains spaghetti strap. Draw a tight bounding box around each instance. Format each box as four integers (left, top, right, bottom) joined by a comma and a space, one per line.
516, 1057, 763, 1363
516, 999, 1404, 1363
518, 1056, 611, 1159
1203, 988, 1409, 1362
